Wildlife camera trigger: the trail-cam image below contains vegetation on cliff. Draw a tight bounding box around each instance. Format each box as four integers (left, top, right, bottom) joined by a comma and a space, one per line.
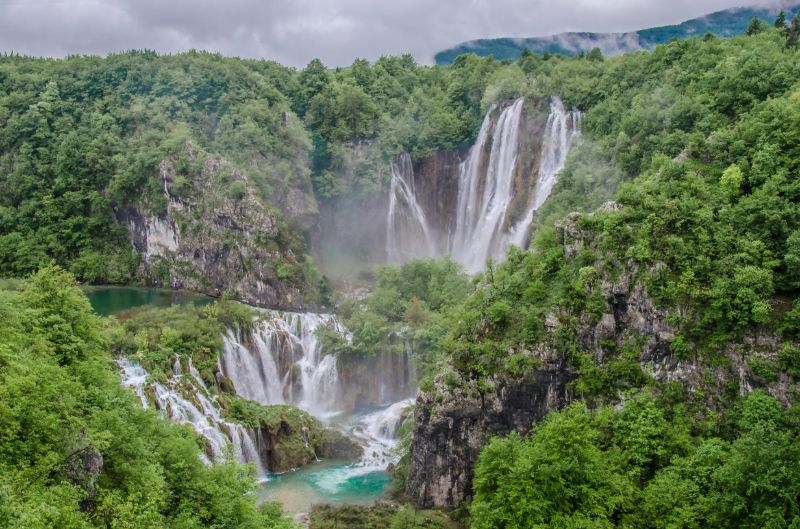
319, 258, 470, 374
472, 391, 800, 528
399, 19, 800, 529
109, 299, 258, 383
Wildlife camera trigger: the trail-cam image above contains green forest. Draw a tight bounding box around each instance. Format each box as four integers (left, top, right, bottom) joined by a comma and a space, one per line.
1, 11, 800, 529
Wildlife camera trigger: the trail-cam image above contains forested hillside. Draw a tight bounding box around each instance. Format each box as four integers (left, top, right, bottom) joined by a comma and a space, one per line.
434, 3, 800, 63
0, 267, 296, 528
400, 19, 800, 529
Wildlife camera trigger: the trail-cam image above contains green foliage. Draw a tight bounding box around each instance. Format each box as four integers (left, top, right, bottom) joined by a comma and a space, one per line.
323, 258, 470, 370
310, 504, 450, 529
0, 265, 296, 528
0, 51, 313, 283
745, 17, 768, 36
720, 163, 744, 198
471, 392, 800, 529
471, 403, 634, 528
110, 300, 258, 379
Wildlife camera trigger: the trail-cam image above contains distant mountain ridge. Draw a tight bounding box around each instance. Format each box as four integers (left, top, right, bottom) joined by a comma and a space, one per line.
435, 3, 800, 64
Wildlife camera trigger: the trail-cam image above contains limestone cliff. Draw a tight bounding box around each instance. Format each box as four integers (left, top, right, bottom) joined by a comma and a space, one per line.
406, 203, 800, 509
120, 144, 314, 310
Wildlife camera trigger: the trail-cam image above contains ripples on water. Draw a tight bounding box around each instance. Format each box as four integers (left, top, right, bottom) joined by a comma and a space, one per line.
258, 459, 392, 513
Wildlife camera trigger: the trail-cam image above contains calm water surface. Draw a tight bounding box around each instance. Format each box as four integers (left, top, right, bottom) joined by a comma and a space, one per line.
85, 286, 213, 316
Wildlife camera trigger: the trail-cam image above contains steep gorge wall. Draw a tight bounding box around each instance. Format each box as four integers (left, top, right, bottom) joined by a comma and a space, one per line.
406, 205, 800, 509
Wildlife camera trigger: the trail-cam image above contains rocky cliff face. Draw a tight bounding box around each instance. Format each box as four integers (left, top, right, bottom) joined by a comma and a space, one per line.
120, 144, 311, 310
407, 359, 575, 508
407, 203, 799, 509
248, 408, 361, 473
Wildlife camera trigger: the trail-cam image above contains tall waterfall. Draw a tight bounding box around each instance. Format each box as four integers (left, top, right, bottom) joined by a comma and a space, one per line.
386, 153, 437, 263
451, 98, 525, 273
219, 311, 345, 417
506, 97, 583, 250
118, 358, 265, 475
384, 96, 582, 274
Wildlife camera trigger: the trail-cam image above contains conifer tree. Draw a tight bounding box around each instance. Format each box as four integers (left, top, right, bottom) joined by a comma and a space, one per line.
775, 10, 787, 29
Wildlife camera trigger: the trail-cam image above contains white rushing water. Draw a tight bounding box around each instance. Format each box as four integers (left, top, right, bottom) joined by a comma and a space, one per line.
505, 97, 583, 250
352, 398, 414, 469
385, 96, 582, 274
218, 311, 414, 473
118, 358, 265, 475
386, 153, 437, 263
451, 98, 525, 273
218, 311, 345, 417
120, 308, 413, 487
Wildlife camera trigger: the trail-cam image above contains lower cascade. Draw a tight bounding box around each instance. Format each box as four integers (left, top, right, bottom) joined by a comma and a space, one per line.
118, 309, 415, 491
118, 358, 266, 475
218, 311, 345, 416
386, 95, 583, 273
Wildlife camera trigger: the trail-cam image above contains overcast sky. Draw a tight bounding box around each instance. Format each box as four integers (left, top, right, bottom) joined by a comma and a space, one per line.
0, 0, 790, 67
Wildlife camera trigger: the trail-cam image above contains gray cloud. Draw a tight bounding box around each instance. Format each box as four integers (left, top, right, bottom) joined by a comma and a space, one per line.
0, 0, 789, 67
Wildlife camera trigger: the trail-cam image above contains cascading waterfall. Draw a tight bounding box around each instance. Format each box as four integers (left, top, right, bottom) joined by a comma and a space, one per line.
120, 308, 413, 489
218, 311, 345, 417
451, 98, 525, 273
506, 97, 583, 249
217, 310, 414, 473
384, 96, 582, 274
386, 153, 437, 263
352, 398, 414, 469
118, 358, 265, 475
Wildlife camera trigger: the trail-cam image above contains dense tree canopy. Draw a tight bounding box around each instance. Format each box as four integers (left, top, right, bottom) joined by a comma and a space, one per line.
0, 265, 295, 528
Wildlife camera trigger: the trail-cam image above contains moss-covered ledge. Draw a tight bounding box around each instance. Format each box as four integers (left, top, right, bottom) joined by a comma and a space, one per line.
227, 399, 362, 472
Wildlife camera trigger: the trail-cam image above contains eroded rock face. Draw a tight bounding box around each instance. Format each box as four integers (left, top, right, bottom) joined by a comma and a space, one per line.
251, 418, 362, 473
407, 355, 575, 509
120, 144, 308, 310
407, 205, 799, 509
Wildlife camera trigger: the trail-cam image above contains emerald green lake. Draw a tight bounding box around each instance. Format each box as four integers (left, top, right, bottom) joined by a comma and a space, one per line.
85, 286, 213, 316
258, 458, 391, 513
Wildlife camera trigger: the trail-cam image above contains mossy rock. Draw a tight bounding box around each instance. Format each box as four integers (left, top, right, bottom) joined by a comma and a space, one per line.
318, 428, 362, 460
227, 400, 362, 472
219, 375, 236, 394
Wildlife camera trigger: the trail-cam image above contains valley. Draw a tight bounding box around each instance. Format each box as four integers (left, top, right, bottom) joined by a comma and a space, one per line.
1, 9, 800, 529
